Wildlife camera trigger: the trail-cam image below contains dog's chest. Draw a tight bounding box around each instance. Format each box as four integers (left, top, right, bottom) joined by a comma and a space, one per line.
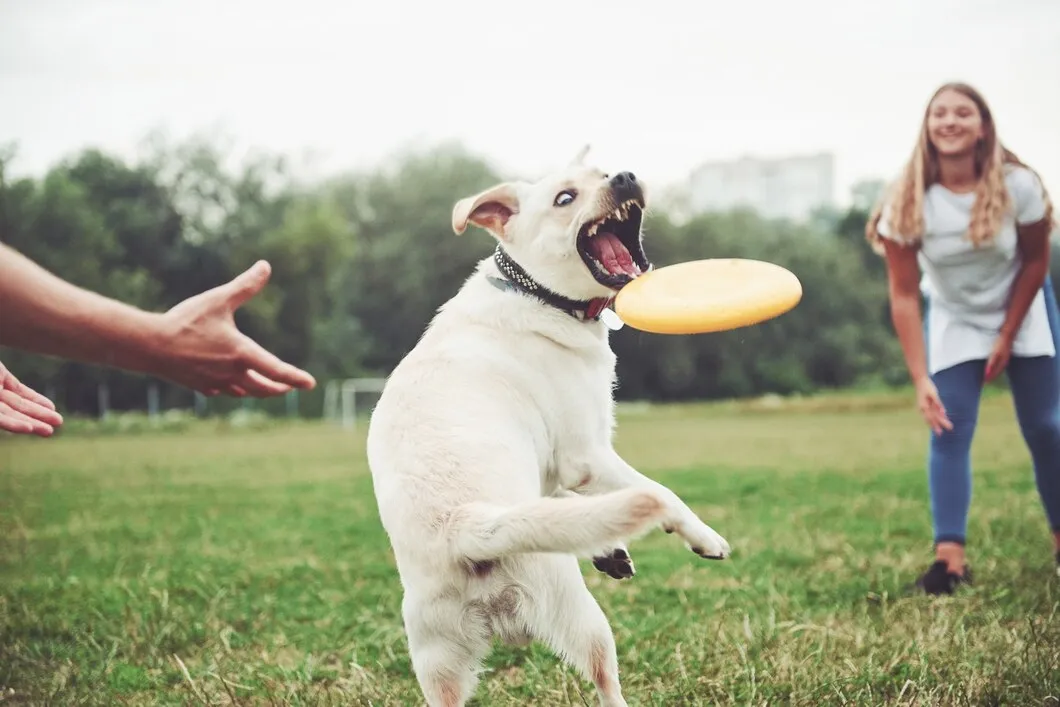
537, 343, 617, 445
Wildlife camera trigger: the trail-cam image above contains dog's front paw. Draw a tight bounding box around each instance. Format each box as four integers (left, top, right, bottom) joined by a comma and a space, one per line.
683, 523, 731, 561
592, 547, 636, 580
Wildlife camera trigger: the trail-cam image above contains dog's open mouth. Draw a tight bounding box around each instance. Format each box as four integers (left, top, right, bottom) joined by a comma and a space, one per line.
576, 198, 651, 290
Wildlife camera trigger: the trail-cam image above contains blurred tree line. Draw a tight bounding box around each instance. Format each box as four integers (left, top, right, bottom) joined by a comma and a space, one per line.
2, 134, 1058, 418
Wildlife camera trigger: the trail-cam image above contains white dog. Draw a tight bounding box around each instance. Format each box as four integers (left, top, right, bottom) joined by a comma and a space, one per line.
366, 147, 731, 707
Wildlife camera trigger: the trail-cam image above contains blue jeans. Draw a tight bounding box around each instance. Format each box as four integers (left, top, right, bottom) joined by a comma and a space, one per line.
926, 277, 1060, 544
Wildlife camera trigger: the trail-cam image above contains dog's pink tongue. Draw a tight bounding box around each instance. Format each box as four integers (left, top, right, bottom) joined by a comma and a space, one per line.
591, 232, 639, 276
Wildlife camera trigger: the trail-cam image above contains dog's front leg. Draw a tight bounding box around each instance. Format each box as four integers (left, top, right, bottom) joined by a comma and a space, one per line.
551, 487, 636, 579
565, 449, 730, 561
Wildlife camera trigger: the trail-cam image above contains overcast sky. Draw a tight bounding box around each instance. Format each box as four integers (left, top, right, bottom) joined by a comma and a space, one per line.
2, 0, 1058, 206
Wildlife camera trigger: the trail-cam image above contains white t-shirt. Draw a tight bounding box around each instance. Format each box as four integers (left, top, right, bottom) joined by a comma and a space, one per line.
877, 164, 1054, 375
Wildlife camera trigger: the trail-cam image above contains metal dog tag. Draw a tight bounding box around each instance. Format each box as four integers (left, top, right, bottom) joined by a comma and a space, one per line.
599, 308, 624, 331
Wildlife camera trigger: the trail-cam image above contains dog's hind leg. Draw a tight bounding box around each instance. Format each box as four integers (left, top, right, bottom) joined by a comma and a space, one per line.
403, 594, 490, 707
521, 554, 629, 707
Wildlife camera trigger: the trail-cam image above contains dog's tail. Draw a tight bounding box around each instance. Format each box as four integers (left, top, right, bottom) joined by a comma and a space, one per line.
450, 488, 666, 562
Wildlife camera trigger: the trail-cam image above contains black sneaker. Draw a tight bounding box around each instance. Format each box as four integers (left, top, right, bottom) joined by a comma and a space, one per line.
915, 560, 973, 595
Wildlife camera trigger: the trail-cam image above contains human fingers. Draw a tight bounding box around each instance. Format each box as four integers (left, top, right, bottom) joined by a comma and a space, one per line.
931, 406, 954, 435
238, 339, 316, 390
224, 260, 273, 311
919, 389, 951, 436
234, 369, 294, 398
985, 351, 1009, 384
0, 389, 63, 428
984, 354, 998, 383
0, 401, 55, 437
2, 374, 56, 411
920, 407, 942, 436
928, 392, 952, 432
917, 400, 939, 436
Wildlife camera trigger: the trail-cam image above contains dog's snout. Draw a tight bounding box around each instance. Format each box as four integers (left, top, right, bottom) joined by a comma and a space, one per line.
609, 171, 641, 202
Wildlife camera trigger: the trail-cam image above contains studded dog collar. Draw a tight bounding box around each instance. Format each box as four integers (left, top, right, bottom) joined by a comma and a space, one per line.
487, 245, 615, 322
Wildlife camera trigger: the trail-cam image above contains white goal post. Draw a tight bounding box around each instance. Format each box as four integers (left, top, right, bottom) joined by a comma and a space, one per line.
323, 377, 387, 429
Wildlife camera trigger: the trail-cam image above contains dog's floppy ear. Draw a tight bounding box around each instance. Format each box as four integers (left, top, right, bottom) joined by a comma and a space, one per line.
452, 183, 520, 239
570, 144, 591, 166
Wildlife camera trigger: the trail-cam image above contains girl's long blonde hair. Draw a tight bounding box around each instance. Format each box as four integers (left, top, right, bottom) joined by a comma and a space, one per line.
866, 82, 1054, 253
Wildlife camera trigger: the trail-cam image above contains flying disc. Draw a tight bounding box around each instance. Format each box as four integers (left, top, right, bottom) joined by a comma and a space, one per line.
613, 258, 803, 334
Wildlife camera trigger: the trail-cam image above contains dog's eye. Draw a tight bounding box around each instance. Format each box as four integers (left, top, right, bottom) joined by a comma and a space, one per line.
554, 190, 576, 207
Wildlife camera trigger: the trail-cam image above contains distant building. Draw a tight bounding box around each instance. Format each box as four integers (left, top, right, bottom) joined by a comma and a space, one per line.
686, 152, 836, 222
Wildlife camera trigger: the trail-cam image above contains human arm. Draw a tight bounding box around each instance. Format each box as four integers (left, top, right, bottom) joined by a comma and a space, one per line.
0, 243, 172, 378
883, 238, 930, 385
882, 237, 953, 435
0, 243, 316, 399
985, 167, 1055, 382
985, 218, 1052, 382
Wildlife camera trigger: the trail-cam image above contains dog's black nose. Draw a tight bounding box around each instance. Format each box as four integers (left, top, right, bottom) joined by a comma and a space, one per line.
611, 171, 637, 189
609, 171, 641, 202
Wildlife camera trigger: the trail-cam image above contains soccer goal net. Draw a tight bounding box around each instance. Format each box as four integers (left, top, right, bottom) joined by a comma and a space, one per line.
322, 377, 387, 429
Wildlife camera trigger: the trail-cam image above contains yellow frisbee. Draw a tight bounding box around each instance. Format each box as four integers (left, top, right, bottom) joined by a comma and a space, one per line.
613, 258, 803, 334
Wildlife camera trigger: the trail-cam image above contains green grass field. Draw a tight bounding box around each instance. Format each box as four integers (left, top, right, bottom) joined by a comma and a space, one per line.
2, 390, 1058, 706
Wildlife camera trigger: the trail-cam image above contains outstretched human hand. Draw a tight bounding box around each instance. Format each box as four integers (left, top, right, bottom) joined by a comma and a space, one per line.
154, 260, 317, 397
0, 360, 63, 437
1, 245, 317, 408
915, 375, 953, 437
